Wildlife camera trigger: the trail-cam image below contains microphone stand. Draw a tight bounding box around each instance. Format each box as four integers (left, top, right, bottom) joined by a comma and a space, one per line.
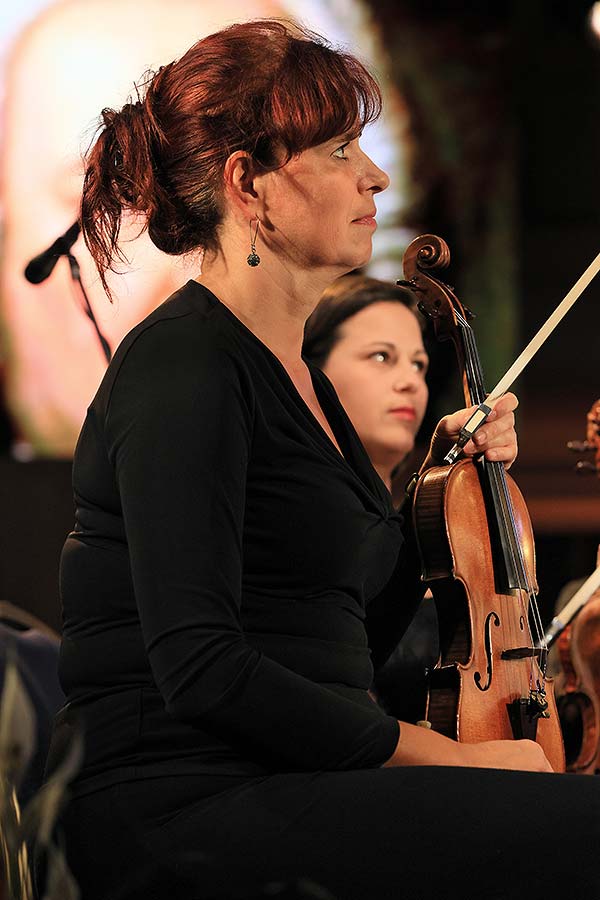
24, 222, 111, 364
66, 254, 111, 363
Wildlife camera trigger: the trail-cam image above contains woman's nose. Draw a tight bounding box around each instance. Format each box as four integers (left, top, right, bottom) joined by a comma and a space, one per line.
392, 365, 420, 392
360, 151, 390, 194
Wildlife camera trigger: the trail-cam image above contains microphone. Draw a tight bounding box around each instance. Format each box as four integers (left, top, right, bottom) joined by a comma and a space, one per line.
24, 221, 81, 284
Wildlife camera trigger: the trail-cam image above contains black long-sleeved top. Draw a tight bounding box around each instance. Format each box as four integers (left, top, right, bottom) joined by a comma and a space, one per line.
53, 282, 423, 796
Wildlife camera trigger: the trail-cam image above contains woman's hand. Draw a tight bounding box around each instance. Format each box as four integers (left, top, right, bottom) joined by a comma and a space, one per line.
463, 738, 554, 772
383, 722, 554, 773
422, 392, 519, 472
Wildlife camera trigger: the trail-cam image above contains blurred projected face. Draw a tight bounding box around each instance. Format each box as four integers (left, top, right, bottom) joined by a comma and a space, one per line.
322, 301, 428, 480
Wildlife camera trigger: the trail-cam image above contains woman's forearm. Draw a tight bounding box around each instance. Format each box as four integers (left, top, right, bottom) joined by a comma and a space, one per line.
383, 721, 554, 772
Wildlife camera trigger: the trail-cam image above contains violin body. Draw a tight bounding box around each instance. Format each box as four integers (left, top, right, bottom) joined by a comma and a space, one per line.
414, 459, 565, 771
401, 233, 565, 772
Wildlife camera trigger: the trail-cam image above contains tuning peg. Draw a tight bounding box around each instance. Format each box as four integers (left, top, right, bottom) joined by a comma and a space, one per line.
567, 441, 594, 453
575, 460, 599, 475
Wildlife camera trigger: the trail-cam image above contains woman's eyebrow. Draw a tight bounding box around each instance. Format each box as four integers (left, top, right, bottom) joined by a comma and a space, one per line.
360, 342, 428, 355
361, 340, 396, 349
328, 130, 360, 146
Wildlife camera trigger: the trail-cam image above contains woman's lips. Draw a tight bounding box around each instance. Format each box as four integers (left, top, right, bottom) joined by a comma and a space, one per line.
352, 216, 377, 228
388, 407, 416, 420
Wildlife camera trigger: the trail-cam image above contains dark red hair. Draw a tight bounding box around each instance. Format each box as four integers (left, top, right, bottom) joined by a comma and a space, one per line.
80, 20, 382, 295
303, 274, 422, 369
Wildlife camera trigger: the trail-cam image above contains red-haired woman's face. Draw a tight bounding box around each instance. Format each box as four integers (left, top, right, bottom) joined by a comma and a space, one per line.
322, 301, 429, 474
259, 135, 389, 274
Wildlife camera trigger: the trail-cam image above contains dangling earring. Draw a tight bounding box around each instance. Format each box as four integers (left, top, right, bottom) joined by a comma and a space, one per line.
247, 219, 261, 267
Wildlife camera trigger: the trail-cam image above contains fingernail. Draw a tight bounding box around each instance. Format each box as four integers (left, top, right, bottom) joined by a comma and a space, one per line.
475, 430, 486, 445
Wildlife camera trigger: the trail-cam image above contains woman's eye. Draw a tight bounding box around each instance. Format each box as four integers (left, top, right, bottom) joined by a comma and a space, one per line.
413, 359, 428, 374
370, 351, 389, 363
332, 142, 350, 159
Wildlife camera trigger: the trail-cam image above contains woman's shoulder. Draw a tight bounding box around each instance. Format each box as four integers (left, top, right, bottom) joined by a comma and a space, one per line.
111, 281, 246, 374
95, 281, 256, 419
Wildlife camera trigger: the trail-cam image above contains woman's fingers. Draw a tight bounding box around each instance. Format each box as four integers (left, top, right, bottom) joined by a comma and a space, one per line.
431, 393, 519, 468
465, 395, 518, 466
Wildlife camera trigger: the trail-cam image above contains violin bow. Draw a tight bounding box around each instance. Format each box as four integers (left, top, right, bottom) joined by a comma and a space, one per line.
541, 563, 600, 648
444, 249, 600, 463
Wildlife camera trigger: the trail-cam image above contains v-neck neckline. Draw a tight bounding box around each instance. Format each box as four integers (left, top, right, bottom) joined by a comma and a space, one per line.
189, 281, 393, 507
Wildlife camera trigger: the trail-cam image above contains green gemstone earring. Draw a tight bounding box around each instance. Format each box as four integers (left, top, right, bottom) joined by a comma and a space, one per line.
247, 219, 261, 267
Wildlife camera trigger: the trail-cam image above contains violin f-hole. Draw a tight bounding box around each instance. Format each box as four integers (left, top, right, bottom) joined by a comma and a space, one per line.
474, 611, 500, 692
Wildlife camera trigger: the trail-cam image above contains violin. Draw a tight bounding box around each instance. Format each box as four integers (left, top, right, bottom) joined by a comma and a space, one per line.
400, 234, 565, 771
553, 400, 600, 773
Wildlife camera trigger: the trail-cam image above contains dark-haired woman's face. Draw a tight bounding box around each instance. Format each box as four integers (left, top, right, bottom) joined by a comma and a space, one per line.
259, 135, 389, 274
322, 301, 429, 471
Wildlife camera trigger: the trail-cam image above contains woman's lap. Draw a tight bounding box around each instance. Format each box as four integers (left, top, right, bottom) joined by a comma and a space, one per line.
61, 767, 600, 900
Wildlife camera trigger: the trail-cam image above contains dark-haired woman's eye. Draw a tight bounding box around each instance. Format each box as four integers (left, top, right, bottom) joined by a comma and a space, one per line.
370, 350, 389, 363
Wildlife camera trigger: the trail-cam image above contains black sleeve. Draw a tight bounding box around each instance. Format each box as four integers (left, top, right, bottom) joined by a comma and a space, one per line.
365, 508, 427, 672
104, 318, 399, 771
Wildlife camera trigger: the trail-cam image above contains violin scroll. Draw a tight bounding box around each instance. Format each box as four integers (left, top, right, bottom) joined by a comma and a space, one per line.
402, 234, 451, 276
398, 235, 473, 374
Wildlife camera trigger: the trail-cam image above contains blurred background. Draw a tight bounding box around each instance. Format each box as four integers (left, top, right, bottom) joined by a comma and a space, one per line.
0, 0, 597, 633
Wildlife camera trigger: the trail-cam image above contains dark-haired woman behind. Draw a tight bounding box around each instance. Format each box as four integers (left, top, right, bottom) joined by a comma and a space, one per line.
303, 274, 429, 495
49, 19, 600, 900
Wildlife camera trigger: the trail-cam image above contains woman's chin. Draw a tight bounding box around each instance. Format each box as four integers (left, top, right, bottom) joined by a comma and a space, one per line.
367, 441, 414, 474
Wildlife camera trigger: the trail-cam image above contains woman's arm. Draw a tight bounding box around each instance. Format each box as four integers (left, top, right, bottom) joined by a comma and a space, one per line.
103, 308, 401, 772
383, 722, 553, 772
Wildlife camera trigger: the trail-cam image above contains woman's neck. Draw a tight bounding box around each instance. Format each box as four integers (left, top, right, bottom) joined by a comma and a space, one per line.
373, 463, 393, 493
199, 238, 344, 366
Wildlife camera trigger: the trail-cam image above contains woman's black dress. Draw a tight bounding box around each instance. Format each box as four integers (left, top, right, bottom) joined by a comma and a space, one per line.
50, 282, 600, 900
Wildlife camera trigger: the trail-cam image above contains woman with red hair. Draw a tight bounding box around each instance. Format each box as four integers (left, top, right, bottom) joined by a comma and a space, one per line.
49, 19, 599, 900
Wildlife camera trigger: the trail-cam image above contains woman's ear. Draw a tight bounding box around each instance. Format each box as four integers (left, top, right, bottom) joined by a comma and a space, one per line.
223, 151, 260, 217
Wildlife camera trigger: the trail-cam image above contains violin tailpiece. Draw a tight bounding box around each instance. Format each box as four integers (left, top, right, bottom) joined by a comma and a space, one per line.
507, 692, 551, 743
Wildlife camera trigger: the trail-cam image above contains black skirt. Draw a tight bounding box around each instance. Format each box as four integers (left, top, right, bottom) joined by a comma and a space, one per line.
58, 765, 600, 900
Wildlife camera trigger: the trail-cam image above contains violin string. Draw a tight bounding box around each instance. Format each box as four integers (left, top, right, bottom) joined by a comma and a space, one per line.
458, 312, 537, 603
490, 461, 544, 692
480, 386, 547, 681
467, 324, 542, 682
479, 336, 548, 693
460, 315, 546, 697
459, 317, 521, 700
